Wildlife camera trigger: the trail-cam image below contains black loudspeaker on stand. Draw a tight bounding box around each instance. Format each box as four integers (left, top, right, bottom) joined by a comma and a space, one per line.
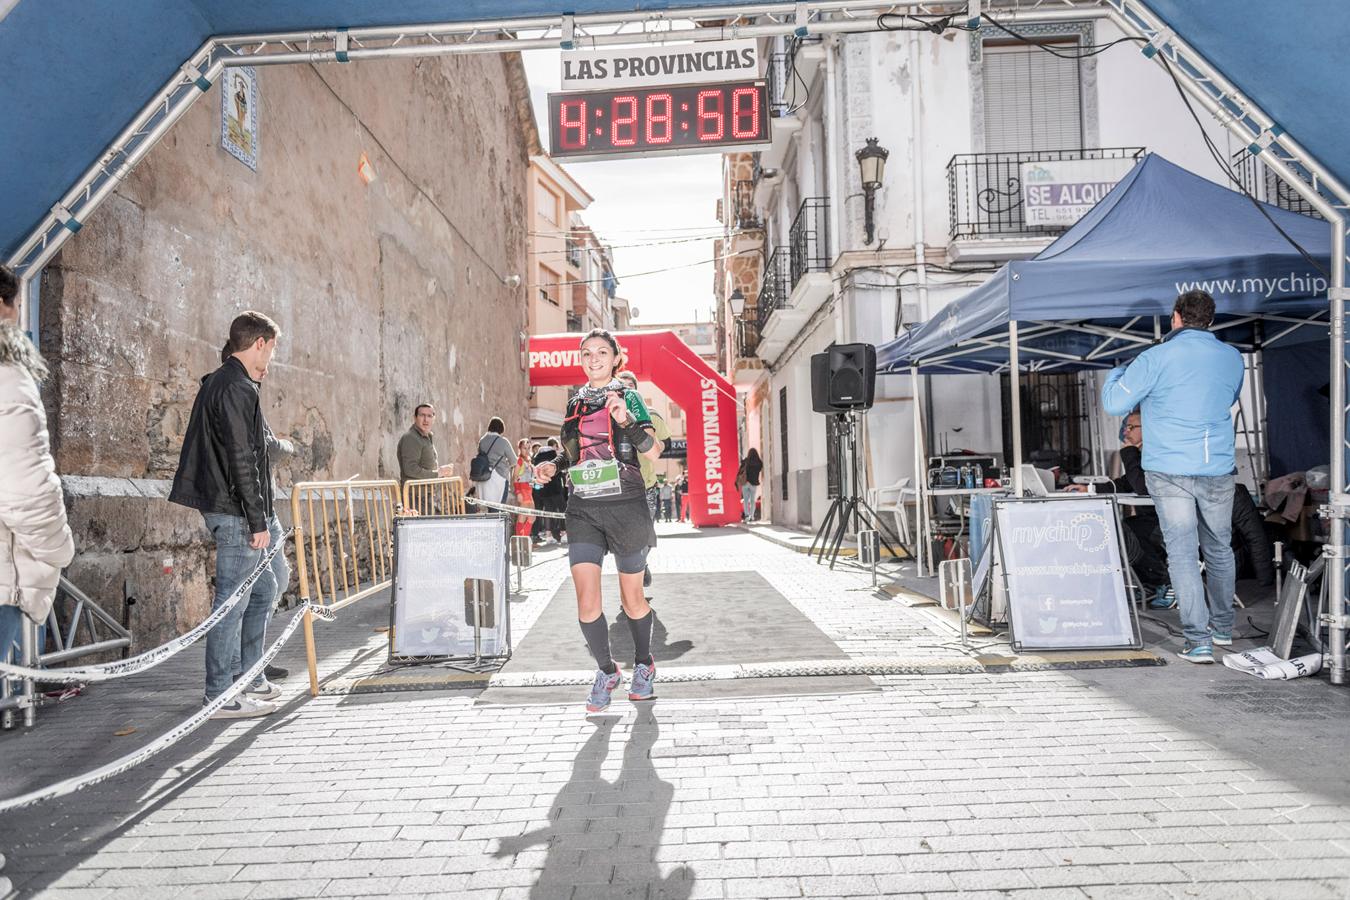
807, 344, 907, 569
811, 343, 876, 413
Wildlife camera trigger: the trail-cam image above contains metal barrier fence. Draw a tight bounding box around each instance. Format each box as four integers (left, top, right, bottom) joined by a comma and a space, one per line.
292, 479, 401, 696
402, 476, 466, 517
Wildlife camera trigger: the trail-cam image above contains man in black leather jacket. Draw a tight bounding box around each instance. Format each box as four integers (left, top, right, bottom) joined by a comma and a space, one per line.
170, 311, 285, 720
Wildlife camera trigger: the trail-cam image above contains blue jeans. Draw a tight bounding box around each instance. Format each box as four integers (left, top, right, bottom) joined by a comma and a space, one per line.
1146, 472, 1236, 646
0, 605, 25, 663
203, 513, 283, 700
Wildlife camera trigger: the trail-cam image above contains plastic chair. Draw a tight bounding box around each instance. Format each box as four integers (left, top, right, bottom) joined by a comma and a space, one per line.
868, 477, 914, 544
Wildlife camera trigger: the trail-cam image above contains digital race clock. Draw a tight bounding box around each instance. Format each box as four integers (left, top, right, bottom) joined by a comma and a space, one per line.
547, 80, 770, 161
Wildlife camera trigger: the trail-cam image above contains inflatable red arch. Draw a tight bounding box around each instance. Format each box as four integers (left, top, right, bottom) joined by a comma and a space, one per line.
528, 331, 741, 527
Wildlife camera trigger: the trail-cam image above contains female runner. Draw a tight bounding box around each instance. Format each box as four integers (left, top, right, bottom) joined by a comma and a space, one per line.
511, 438, 535, 537
533, 330, 664, 712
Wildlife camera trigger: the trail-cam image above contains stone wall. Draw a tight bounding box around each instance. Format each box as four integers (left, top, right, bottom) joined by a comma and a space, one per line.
40, 54, 536, 650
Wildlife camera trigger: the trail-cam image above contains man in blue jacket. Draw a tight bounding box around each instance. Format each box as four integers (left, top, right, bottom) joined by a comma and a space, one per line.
1102, 291, 1243, 663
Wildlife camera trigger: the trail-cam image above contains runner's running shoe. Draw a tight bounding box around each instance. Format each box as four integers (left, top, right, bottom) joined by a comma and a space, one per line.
629, 661, 657, 702
586, 664, 623, 713
1210, 630, 1233, 646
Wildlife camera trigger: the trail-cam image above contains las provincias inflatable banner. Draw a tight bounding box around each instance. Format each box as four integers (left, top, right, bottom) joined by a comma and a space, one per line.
527, 331, 741, 528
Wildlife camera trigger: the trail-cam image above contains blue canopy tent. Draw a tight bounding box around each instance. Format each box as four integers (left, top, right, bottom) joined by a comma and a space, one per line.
877, 153, 1332, 572
878, 153, 1331, 376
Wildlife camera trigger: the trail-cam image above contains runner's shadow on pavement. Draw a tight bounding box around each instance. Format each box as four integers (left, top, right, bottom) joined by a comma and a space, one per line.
493, 706, 693, 898
610, 609, 695, 664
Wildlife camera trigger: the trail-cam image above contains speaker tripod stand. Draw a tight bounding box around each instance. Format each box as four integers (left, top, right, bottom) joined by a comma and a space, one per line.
809, 411, 908, 570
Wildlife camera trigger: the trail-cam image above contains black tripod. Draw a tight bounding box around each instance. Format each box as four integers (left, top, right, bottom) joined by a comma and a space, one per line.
809, 411, 908, 569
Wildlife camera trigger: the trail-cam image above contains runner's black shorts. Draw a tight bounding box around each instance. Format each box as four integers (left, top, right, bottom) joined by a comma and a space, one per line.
566, 493, 656, 573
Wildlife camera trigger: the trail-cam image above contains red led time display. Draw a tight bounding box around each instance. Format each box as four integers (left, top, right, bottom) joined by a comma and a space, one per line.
547, 80, 769, 160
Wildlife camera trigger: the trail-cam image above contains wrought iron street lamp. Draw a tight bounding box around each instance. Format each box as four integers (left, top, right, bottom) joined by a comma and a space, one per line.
729, 288, 746, 317
855, 137, 889, 245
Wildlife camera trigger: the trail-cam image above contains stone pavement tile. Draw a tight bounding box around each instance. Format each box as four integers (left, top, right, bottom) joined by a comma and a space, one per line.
318, 876, 404, 896
176, 883, 255, 899
244, 878, 333, 899
215, 843, 358, 865
723, 876, 802, 898
1236, 880, 1350, 900
346, 839, 426, 859
392, 873, 473, 895
233, 861, 324, 883
720, 842, 790, 861
873, 872, 958, 894
93, 864, 244, 887
1027, 862, 1190, 888
654, 843, 721, 864
900, 851, 976, 873
498, 887, 574, 900
755, 857, 832, 878
948, 868, 1037, 891
799, 874, 877, 895
827, 854, 906, 876
1263, 838, 1350, 860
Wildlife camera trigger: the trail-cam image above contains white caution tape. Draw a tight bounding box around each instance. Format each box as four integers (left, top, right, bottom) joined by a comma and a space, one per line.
466, 497, 566, 520
0, 532, 292, 684
0, 601, 335, 815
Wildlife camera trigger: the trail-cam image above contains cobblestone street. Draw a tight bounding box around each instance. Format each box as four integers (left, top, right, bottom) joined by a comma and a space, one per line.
2, 526, 1349, 899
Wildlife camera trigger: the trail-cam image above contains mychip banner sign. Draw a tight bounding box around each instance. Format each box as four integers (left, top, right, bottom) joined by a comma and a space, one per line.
1020, 157, 1138, 226
993, 497, 1141, 651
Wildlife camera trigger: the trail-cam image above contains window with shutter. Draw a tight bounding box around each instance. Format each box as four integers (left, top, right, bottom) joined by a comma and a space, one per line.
982, 42, 1083, 153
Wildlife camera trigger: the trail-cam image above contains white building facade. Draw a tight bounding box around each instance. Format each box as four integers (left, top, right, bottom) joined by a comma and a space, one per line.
718, 14, 1241, 531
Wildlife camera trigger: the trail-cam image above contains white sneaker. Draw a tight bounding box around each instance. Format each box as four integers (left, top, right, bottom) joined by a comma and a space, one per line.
244, 678, 283, 702
209, 695, 278, 720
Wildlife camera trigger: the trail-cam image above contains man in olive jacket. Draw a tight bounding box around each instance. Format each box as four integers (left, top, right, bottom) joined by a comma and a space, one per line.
170, 311, 285, 719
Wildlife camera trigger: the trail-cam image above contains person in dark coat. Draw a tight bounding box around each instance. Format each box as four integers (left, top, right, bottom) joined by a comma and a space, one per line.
1231, 483, 1274, 585
1071, 410, 1169, 596
1082, 409, 1275, 603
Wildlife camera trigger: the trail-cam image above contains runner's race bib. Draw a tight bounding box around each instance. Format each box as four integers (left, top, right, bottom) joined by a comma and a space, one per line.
570, 458, 622, 498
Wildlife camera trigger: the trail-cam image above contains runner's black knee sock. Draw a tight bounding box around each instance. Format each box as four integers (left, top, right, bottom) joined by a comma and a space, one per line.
580, 615, 616, 674
627, 610, 654, 667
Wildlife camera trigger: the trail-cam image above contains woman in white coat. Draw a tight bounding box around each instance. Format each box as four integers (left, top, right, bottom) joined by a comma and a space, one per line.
0, 267, 75, 661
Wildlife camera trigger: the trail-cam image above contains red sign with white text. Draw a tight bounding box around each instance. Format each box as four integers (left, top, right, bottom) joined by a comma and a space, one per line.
528, 331, 740, 528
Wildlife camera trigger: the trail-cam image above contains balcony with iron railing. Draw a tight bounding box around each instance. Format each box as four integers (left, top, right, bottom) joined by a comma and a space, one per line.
947, 148, 1146, 244
565, 238, 583, 269
753, 247, 789, 339
1233, 149, 1324, 220
731, 179, 760, 231
736, 314, 760, 360
789, 197, 830, 289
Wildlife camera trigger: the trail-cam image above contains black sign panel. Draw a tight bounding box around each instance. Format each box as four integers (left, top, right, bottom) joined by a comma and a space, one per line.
548, 80, 769, 160
660, 438, 687, 461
